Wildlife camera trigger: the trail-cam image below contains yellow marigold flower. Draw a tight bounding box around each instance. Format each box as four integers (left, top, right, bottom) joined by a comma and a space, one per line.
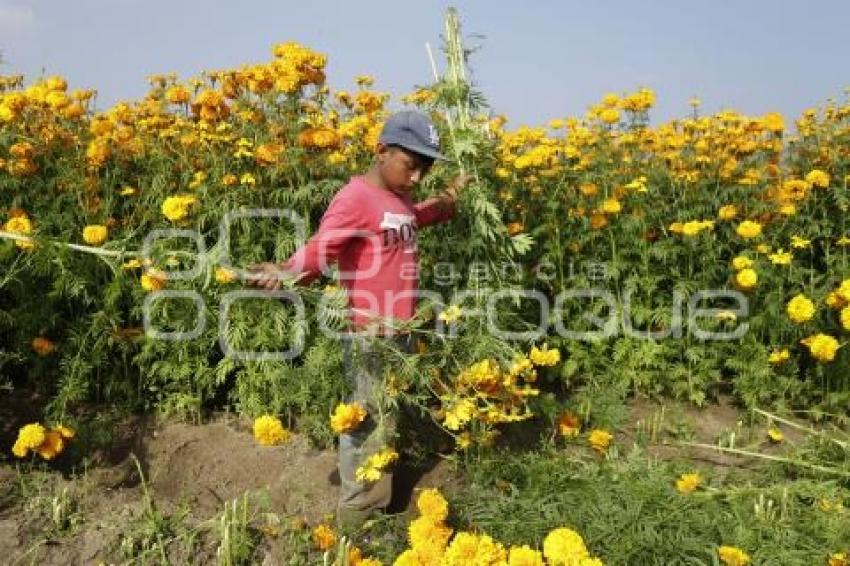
717, 545, 751, 566
762, 112, 785, 133
416, 488, 449, 522
85, 138, 111, 168
12, 439, 28, 458
790, 235, 811, 249
140, 270, 167, 292
119, 186, 137, 196
768, 249, 792, 265
31, 337, 56, 356
601, 198, 621, 215
240, 173, 256, 186
599, 107, 620, 124
330, 402, 367, 434
828, 552, 848, 566
543, 527, 589, 564
755, 243, 771, 254
736, 220, 762, 239
438, 305, 463, 323
54, 425, 75, 440
837, 280, 850, 302
36, 430, 64, 460
778, 203, 796, 216
735, 268, 757, 291
588, 429, 613, 453
786, 293, 816, 324
355, 447, 398, 483
508, 545, 545, 566
800, 333, 840, 363
530, 344, 560, 367
253, 415, 290, 446
17, 423, 47, 450
716, 310, 737, 322
161, 194, 197, 222
841, 306, 850, 331
255, 143, 283, 165
408, 515, 452, 550
165, 85, 190, 104
837, 235, 850, 247
676, 472, 701, 494
222, 173, 238, 186
311, 523, 336, 551
443, 532, 507, 566
122, 258, 143, 270
82, 224, 108, 246
805, 169, 830, 188
10, 141, 35, 159
731, 256, 753, 271
768, 348, 790, 364
215, 267, 237, 284
767, 427, 783, 442
827, 292, 847, 310
718, 205, 738, 220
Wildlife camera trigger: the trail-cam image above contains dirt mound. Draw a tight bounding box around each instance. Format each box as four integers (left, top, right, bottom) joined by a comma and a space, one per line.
142, 418, 339, 522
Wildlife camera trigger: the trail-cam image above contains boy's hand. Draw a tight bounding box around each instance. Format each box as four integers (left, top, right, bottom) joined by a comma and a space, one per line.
442, 173, 473, 204
246, 262, 290, 291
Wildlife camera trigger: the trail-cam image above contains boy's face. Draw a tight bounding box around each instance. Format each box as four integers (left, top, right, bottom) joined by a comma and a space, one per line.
377, 144, 434, 195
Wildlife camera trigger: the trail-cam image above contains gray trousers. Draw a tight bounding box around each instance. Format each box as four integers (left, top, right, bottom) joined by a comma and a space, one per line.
337, 333, 412, 524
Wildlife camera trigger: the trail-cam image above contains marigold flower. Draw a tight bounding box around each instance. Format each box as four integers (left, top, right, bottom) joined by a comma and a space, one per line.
543, 527, 589, 564
311, 523, 336, 551
717, 545, 751, 566
408, 515, 452, 550
529, 344, 560, 366
36, 430, 64, 460
676, 472, 701, 494
768, 348, 790, 364
415, 488, 449, 522
32, 337, 56, 356
140, 270, 167, 292
443, 532, 507, 566
786, 293, 815, 324
508, 545, 545, 566
805, 169, 830, 188
557, 412, 581, 437
790, 235, 811, 249
438, 305, 463, 323
17, 423, 47, 450
800, 333, 840, 363
161, 195, 197, 222
731, 256, 753, 271
841, 307, 850, 331
330, 402, 367, 434
736, 220, 762, 239
215, 267, 237, 284
588, 429, 613, 453
735, 268, 757, 291
252, 415, 290, 446
828, 552, 848, 566
718, 204, 738, 220
767, 427, 783, 442
768, 250, 792, 265
82, 224, 108, 246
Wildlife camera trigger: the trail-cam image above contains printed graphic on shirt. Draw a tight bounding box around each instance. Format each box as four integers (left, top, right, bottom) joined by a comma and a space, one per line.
379, 211, 417, 253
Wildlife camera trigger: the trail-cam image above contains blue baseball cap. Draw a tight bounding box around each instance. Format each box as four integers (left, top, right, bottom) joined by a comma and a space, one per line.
378, 110, 448, 161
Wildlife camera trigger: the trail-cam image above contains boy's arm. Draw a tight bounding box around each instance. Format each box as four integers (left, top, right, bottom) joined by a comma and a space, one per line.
413, 173, 471, 228
249, 198, 362, 290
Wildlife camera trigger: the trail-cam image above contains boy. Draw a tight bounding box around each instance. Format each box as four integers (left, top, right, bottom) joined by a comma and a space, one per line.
249, 110, 468, 528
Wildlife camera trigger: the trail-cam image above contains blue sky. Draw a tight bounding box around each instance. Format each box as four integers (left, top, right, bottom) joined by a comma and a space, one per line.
1, 1, 848, 127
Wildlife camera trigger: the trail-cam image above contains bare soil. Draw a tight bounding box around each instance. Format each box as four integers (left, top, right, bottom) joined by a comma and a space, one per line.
0, 394, 798, 564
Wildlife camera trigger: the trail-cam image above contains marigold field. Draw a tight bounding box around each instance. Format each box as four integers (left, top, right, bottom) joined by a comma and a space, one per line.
1, 11, 849, 566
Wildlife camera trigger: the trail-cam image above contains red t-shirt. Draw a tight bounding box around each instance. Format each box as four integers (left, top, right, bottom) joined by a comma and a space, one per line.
285, 176, 455, 328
